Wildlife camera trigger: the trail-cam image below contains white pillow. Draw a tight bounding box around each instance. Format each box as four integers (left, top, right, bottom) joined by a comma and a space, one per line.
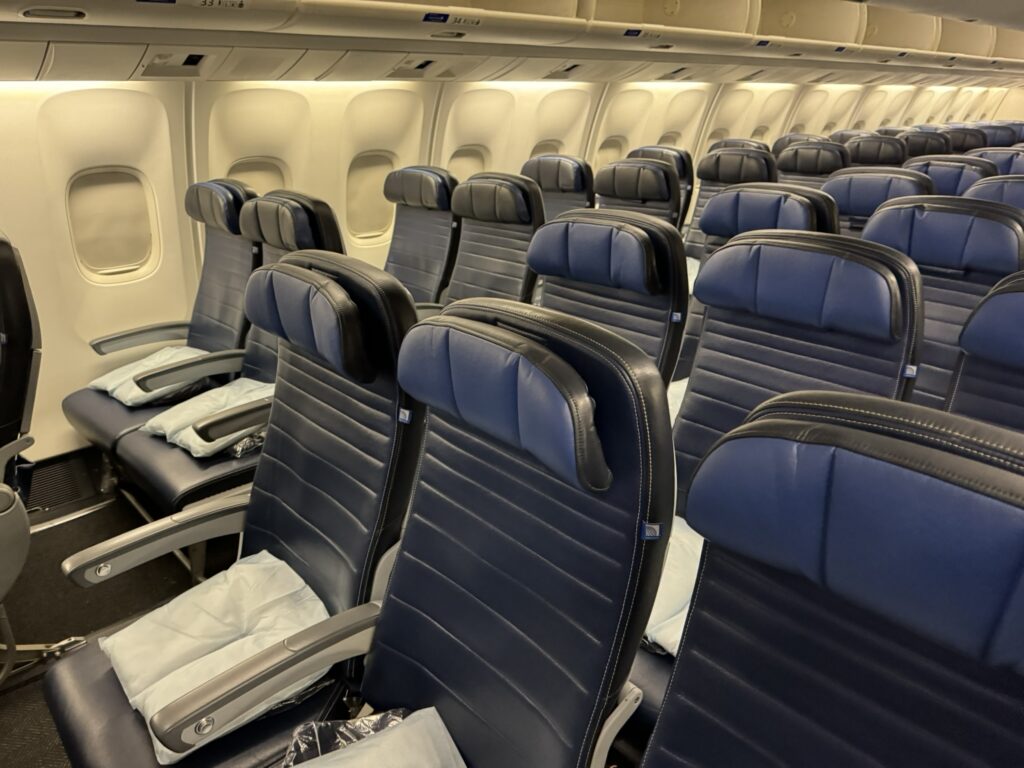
644, 517, 705, 656
90, 345, 208, 407
667, 377, 689, 422
99, 550, 329, 765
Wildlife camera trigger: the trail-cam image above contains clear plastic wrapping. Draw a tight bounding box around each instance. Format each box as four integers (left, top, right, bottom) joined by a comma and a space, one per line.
283, 710, 410, 766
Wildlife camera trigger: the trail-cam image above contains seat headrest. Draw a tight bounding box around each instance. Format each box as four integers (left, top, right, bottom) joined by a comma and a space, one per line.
244, 261, 371, 381
847, 135, 907, 166
771, 133, 826, 156
383, 166, 456, 211
688, 391, 1024, 673
696, 148, 777, 184
821, 168, 935, 219
628, 145, 693, 179
397, 316, 612, 492
900, 131, 952, 157
829, 129, 874, 144
594, 158, 676, 203
959, 277, 1024, 370
967, 148, 1024, 175
526, 218, 661, 295
863, 196, 1024, 276
941, 127, 987, 153
239, 194, 320, 251
994, 121, 1024, 141
520, 154, 592, 194
964, 175, 1024, 208
699, 185, 817, 239
776, 141, 849, 175
979, 124, 1018, 147
874, 126, 906, 137
913, 124, 945, 132
708, 138, 770, 153
902, 155, 998, 196
184, 180, 254, 235
695, 233, 904, 341
450, 173, 540, 225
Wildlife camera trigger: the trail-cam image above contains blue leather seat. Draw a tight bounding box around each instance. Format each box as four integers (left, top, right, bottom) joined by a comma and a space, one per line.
62, 180, 259, 453
968, 147, 1024, 175
45, 251, 422, 768
776, 140, 849, 189
847, 134, 908, 166
708, 137, 770, 153
903, 154, 998, 195
527, 209, 688, 383
381, 165, 459, 303
683, 147, 778, 263
113, 193, 342, 516
862, 195, 1024, 408
521, 154, 594, 220
627, 145, 695, 228
978, 123, 1019, 147
964, 174, 1024, 207
941, 126, 988, 153
771, 132, 826, 156
441, 172, 544, 304
900, 129, 952, 157
994, 120, 1024, 142
822, 167, 935, 237
945, 273, 1024, 431
643, 391, 1024, 768
829, 128, 875, 144
595, 157, 682, 229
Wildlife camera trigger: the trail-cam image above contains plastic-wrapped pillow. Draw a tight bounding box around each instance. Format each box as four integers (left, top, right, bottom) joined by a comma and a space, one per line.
643, 518, 705, 656
89, 346, 208, 406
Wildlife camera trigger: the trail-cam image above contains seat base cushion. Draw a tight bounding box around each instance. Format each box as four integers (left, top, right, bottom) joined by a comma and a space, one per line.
45, 641, 342, 768
62, 389, 168, 453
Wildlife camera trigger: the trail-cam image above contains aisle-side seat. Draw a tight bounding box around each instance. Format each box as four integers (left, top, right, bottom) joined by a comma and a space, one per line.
822, 167, 935, 237
381, 166, 460, 303
942, 127, 988, 153
900, 129, 952, 157
643, 392, 1024, 768
708, 137, 770, 153
46, 250, 421, 768
520, 153, 594, 220
829, 128, 874, 144
964, 174, 1024, 207
771, 132, 825, 156
776, 140, 849, 188
595, 157, 681, 228
862, 195, 1024, 408
62, 180, 259, 453
847, 134, 908, 166
978, 123, 1019, 147
903, 154, 998, 195
527, 210, 688, 383
627, 145, 694, 228
968, 147, 1024, 175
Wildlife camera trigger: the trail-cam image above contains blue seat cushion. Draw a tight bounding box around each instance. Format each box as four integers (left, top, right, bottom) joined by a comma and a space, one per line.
960, 289, 1024, 370
699, 186, 816, 239
62, 388, 173, 453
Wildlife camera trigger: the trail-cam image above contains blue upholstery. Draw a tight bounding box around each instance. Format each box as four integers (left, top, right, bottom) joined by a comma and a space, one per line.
184, 180, 248, 236
595, 158, 681, 227
968, 147, 1024, 175
847, 135, 908, 166
958, 287, 1024, 371
521, 154, 594, 219
978, 123, 1019, 147
862, 195, 1024, 407
995, 121, 1024, 142
822, 168, 934, 237
775, 141, 849, 188
900, 130, 952, 157
644, 394, 1024, 768
528, 210, 688, 382
628, 146, 694, 226
699, 185, 816, 239
382, 166, 459, 303
363, 299, 675, 768
903, 155, 998, 196
708, 138, 769, 153
770, 133, 825, 156
445, 173, 544, 304
941, 127, 988, 153
964, 175, 1024, 208
829, 129, 874, 144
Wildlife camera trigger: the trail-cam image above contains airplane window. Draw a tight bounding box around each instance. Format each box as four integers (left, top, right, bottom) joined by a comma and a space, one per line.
531, 140, 563, 157
227, 157, 286, 195
447, 146, 487, 181
596, 137, 625, 169
658, 132, 682, 146
68, 169, 155, 280
347, 152, 395, 239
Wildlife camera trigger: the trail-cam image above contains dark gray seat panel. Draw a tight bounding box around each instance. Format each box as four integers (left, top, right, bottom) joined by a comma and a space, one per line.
770, 133, 826, 156
595, 157, 682, 228
964, 175, 1024, 208
521, 153, 594, 221
61, 390, 170, 454
829, 129, 875, 144
942, 127, 988, 153
847, 135, 908, 166
628, 146, 695, 227
900, 130, 952, 158
821, 167, 935, 237
708, 138, 770, 153
775, 140, 849, 190
978, 123, 1019, 147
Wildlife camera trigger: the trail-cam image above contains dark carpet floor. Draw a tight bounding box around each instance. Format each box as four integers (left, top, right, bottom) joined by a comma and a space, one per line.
0, 677, 67, 768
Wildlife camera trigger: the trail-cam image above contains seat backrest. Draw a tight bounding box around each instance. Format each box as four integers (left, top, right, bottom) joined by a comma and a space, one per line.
771, 132, 826, 156
902, 154, 998, 195
381, 165, 459, 303
968, 147, 1024, 175
708, 137, 770, 153
238, 192, 341, 381
444, 172, 545, 304
520, 154, 594, 220
776, 140, 849, 188
979, 123, 1019, 147
182, 179, 259, 354
627, 145, 695, 227
645, 391, 1024, 768
736, 182, 840, 234
683, 147, 777, 261
239, 251, 420, 614
995, 120, 1024, 142
862, 195, 1024, 407
847, 134, 908, 166
528, 209, 688, 383
946, 273, 1024, 430
874, 126, 907, 137
0, 236, 40, 476
673, 231, 920, 509
829, 128, 874, 144
900, 130, 952, 157
363, 299, 674, 768
595, 157, 681, 228
821, 167, 935, 237
964, 174, 1024, 208
941, 126, 988, 153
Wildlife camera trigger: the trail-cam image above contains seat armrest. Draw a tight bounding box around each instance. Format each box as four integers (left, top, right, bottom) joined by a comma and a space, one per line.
61, 487, 251, 587
134, 350, 245, 393
150, 602, 381, 754
193, 397, 273, 443
415, 302, 445, 320
91, 322, 191, 355
0, 436, 33, 469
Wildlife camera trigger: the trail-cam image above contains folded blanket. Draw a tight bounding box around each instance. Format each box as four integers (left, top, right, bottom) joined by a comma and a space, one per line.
90, 345, 208, 406
644, 518, 705, 656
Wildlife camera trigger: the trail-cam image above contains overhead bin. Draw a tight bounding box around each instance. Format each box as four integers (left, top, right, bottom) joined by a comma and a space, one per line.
742, 0, 866, 58
855, 6, 941, 66
0, 0, 297, 31
0, 41, 46, 80
575, 0, 752, 53
498, 57, 649, 81
938, 19, 996, 57
992, 28, 1024, 62
39, 42, 146, 80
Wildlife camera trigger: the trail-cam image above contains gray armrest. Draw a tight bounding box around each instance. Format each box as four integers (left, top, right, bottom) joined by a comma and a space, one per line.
134, 350, 245, 393
61, 487, 251, 587
91, 322, 191, 355
415, 303, 445, 321
193, 397, 273, 442
151, 602, 381, 754
0, 436, 33, 469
